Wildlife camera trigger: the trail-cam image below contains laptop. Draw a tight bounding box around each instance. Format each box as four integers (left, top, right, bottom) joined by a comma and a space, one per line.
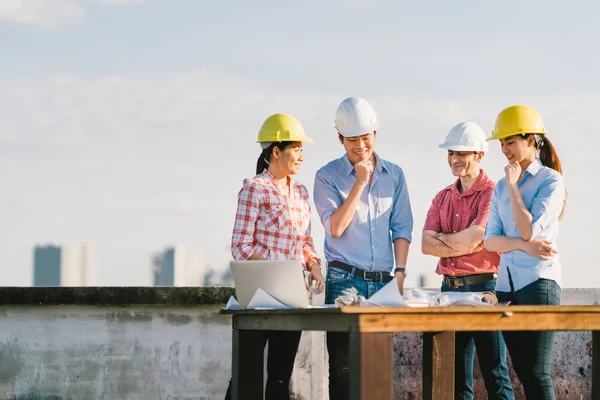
230, 260, 309, 309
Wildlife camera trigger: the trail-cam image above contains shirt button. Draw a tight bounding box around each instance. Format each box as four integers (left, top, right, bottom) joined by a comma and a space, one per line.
455, 214, 459, 217
372, 246, 375, 249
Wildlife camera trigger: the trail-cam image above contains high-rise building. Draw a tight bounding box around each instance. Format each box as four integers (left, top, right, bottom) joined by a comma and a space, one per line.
152, 245, 204, 286
33, 244, 93, 286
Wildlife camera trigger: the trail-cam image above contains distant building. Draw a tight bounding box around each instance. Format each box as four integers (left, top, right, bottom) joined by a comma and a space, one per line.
33, 244, 93, 286
152, 245, 204, 286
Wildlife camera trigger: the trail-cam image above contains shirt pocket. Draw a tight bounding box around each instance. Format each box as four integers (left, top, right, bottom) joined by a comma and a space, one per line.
263, 203, 290, 232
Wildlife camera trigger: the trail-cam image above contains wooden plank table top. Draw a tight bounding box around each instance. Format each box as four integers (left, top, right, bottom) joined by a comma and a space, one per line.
223, 305, 600, 332
223, 305, 600, 399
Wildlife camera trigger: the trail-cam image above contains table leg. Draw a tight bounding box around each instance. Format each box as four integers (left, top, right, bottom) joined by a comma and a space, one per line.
232, 328, 265, 400
348, 332, 394, 400
423, 331, 455, 400
593, 330, 600, 400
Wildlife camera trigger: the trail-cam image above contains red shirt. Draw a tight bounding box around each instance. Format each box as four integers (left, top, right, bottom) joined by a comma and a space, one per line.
423, 170, 500, 276
231, 170, 320, 269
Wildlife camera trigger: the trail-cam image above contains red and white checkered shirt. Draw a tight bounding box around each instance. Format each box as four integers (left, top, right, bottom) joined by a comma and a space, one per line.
231, 170, 320, 269
423, 170, 500, 277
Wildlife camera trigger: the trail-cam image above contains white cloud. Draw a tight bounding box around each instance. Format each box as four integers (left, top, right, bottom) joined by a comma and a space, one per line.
0, 0, 144, 29
0, 0, 84, 29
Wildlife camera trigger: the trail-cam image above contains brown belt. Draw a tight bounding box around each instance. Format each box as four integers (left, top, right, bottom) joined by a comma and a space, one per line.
328, 261, 393, 283
443, 273, 495, 289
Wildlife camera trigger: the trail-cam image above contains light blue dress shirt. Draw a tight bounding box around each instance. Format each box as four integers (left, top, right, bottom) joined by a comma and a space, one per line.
313, 153, 413, 272
484, 158, 565, 292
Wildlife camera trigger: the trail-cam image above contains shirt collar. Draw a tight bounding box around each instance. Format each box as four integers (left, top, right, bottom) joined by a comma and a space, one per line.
524, 158, 543, 177
261, 169, 294, 190
341, 152, 387, 176
450, 169, 489, 196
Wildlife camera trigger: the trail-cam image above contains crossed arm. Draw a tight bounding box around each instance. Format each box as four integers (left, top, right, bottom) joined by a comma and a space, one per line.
422, 223, 485, 258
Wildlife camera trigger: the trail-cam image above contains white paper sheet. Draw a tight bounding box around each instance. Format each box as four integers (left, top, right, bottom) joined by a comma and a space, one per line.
363, 278, 409, 307
247, 288, 290, 309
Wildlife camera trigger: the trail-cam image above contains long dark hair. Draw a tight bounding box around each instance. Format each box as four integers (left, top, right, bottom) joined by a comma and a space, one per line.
256, 142, 291, 175
524, 134, 566, 218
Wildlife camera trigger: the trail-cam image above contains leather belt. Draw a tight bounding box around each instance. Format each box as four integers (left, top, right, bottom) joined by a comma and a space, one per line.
443, 273, 495, 289
328, 261, 393, 283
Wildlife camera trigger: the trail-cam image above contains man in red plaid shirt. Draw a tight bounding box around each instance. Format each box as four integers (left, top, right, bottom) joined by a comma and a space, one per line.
422, 122, 514, 400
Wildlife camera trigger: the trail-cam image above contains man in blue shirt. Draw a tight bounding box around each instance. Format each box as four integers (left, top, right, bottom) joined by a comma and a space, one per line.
313, 96, 413, 399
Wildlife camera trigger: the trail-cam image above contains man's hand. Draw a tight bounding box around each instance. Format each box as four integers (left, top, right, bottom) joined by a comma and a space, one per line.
521, 238, 558, 260
395, 271, 405, 296
306, 265, 325, 294
355, 160, 374, 185
505, 162, 522, 187
469, 241, 485, 254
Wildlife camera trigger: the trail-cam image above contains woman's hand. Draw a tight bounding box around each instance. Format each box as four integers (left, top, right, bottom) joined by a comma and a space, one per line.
521, 238, 558, 260
504, 162, 521, 187
307, 264, 325, 294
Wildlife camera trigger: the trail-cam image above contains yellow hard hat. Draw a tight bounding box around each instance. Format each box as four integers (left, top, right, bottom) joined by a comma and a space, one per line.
488, 105, 546, 141
257, 113, 314, 143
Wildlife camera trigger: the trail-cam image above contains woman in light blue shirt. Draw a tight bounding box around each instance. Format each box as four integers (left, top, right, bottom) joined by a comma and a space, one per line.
484, 105, 566, 400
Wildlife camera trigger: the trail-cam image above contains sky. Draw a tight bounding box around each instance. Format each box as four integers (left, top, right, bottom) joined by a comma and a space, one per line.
1, 0, 599, 287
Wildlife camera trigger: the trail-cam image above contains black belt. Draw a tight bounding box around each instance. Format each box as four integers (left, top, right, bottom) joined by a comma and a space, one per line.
328, 261, 393, 283
443, 273, 495, 289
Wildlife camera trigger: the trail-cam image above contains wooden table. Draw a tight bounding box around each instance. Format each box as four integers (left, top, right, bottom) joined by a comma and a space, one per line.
222, 305, 600, 400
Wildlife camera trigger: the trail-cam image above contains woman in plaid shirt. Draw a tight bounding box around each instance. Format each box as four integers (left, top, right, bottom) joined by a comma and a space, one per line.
225, 113, 324, 400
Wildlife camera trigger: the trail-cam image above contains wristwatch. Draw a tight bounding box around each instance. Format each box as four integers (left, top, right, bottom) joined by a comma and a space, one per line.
435, 232, 444, 240
394, 267, 407, 277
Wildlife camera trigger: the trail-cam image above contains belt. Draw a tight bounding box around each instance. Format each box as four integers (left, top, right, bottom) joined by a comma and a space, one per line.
443, 273, 495, 289
328, 261, 393, 283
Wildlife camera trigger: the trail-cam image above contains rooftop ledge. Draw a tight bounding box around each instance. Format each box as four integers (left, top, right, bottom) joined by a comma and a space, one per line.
1, 287, 599, 306
0, 286, 236, 305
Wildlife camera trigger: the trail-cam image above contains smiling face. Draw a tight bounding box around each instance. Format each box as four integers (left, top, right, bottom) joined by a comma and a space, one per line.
273, 141, 304, 175
499, 134, 536, 164
339, 131, 376, 165
447, 150, 482, 178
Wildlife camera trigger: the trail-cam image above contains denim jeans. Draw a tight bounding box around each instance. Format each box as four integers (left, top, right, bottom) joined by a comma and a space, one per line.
325, 266, 387, 400
441, 278, 514, 400
224, 330, 301, 400
497, 278, 561, 400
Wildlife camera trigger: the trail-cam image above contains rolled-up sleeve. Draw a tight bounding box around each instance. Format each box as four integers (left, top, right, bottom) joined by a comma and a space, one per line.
302, 215, 321, 267
231, 179, 260, 260
313, 169, 342, 237
530, 174, 565, 239
484, 185, 503, 249
390, 168, 413, 242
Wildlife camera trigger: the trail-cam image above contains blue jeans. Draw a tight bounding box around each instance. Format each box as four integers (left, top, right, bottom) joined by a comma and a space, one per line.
497, 278, 561, 400
441, 278, 514, 400
325, 266, 387, 400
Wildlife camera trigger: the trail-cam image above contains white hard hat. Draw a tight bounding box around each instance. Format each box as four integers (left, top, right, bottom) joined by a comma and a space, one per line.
439, 122, 489, 152
335, 97, 379, 137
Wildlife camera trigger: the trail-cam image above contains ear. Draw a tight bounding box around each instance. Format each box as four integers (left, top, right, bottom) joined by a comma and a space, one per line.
526, 135, 536, 147
272, 146, 280, 160
476, 152, 484, 161
338, 133, 344, 144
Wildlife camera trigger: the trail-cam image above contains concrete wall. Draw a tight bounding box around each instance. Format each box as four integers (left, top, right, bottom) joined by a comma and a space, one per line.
0, 287, 598, 400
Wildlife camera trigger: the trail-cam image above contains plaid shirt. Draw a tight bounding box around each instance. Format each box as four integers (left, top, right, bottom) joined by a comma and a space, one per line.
231, 170, 320, 269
